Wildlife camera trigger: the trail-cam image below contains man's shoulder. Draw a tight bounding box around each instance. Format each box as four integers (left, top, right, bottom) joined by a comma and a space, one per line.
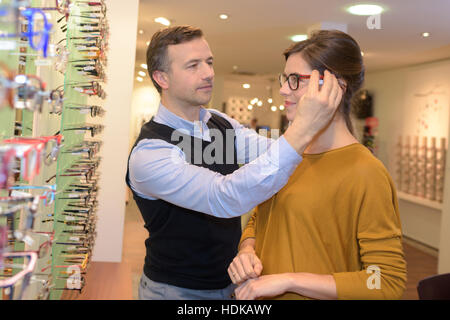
206, 108, 241, 129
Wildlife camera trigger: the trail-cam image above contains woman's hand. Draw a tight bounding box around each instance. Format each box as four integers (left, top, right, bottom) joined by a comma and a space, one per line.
234, 274, 292, 300
227, 246, 263, 285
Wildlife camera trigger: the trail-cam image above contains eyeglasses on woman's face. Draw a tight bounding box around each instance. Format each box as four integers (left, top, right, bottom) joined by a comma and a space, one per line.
278, 73, 324, 91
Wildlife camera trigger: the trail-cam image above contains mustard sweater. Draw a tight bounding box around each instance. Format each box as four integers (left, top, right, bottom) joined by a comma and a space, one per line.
241, 143, 407, 299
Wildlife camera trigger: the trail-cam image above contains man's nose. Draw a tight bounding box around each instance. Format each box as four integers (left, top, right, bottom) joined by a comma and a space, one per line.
201, 62, 214, 80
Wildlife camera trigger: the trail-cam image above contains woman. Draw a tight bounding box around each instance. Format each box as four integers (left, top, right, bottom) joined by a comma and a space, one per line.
227, 30, 407, 300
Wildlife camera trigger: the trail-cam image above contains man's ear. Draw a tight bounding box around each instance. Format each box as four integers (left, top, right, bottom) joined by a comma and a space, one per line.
152, 70, 169, 91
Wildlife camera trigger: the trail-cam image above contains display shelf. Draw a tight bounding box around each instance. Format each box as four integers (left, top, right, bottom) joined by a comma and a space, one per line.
397, 191, 443, 211
1, 0, 108, 300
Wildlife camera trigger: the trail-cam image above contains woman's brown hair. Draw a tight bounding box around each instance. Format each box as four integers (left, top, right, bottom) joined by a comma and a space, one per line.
283, 30, 365, 134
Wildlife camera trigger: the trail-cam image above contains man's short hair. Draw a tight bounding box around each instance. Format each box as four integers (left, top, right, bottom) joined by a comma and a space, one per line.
146, 25, 204, 93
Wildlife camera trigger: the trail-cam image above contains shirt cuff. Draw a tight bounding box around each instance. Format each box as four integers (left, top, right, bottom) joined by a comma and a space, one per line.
273, 136, 303, 176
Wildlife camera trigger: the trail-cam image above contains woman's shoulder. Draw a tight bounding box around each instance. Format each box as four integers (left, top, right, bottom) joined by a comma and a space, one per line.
348, 145, 393, 186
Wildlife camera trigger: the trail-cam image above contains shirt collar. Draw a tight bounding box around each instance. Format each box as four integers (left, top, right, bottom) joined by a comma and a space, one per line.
153, 103, 212, 140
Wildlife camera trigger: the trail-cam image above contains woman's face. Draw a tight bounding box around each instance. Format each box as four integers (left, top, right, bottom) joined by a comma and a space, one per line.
279, 52, 313, 122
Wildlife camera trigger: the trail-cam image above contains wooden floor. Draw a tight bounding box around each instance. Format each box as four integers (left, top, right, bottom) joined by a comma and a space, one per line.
402, 239, 438, 300
74, 200, 438, 300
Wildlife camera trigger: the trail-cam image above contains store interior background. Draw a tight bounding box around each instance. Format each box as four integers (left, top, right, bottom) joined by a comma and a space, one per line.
86, 0, 450, 299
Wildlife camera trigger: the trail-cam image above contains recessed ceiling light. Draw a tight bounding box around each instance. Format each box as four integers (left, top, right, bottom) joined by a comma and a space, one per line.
347, 4, 384, 16
361, 51, 365, 57
271, 106, 277, 112
136, 77, 143, 82
146, 41, 150, 46
155, 17, 171, 26
247, 105, 253, 110
279, 105, 285, 111
243, 83, 251, 89
422, 32, 430, 38
138, 71, 146, 77
219, 14, 229, 20
140, 63, 148, 69
268, 98, 273, 103
257, 101, 263, 107
290, 34, 307, 42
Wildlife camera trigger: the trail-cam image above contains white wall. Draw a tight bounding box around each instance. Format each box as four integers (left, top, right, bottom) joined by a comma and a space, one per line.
364, 58, 450, 270
129, 83, 160, 144
92, 0, 139, 262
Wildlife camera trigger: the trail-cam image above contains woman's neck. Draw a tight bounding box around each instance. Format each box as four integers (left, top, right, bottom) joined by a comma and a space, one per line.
304, 112, 359, 155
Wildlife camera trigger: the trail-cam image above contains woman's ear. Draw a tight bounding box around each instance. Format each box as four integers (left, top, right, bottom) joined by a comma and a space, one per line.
338, 78, 347, 93
152, 70, 169, 91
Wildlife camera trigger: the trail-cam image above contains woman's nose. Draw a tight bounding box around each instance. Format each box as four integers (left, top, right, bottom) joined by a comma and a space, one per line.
279, 81, 290, 97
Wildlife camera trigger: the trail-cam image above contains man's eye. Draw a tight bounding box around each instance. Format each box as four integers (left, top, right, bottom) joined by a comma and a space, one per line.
188, 64, 197, 68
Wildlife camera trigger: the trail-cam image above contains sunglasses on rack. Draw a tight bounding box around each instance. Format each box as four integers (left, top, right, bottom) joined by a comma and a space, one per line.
70, 59, 106, 81
0, 72, 48, 112
0, 63, 15, 109
0, 251, 37, 300
63, 123, 104, 137
48, 87, 65, 114
1, 134, 64, 182
64, 80, 106, 98
7, 184, 57, 207
62, 140, 102, 159
0, 7, 53, 57
0, 196, 40, 240
0, 147, 16, 189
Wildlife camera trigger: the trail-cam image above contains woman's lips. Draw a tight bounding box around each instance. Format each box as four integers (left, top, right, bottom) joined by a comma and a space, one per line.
284, 101, 296, 107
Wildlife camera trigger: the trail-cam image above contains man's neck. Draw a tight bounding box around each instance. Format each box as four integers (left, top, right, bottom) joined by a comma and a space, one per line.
161, 96, 202, 123
304, 113, 359, 155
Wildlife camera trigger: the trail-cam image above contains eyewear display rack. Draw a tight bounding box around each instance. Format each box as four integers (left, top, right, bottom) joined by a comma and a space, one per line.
0, 0, 108, 300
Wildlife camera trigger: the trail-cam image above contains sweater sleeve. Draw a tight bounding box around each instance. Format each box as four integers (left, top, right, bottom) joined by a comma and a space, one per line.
332, 165, 407, 300
240, 207, 258, 246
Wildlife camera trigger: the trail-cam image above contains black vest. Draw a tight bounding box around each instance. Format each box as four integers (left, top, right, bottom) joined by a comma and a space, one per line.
125, 113, 241, 290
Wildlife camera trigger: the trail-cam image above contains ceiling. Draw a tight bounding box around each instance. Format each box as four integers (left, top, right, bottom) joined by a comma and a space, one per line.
134, 0, 450, 78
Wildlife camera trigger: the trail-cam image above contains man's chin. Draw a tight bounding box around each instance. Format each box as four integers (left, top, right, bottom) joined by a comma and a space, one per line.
192, 95, 212, 107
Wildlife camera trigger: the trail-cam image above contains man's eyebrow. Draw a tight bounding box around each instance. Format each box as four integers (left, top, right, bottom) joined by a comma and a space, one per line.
184, 56, 213, 66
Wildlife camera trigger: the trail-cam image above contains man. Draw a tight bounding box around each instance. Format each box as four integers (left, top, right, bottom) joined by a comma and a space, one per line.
250, 118, 259, 131
126, 25, 343, 300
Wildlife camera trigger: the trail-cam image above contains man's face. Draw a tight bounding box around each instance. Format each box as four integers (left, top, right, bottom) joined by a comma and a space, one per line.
164, 37, 214, 107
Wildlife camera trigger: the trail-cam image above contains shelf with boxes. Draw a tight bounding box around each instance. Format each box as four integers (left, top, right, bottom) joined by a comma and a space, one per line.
395, 135, 447, 210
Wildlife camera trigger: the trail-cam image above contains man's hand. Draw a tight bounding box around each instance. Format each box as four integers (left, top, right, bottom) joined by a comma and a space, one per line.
234, 274, 292, 300
227, 245, 263, 285
284, 70, 343, 155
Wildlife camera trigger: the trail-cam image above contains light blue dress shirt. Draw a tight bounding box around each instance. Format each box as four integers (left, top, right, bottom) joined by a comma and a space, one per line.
128, 104, 303, 218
